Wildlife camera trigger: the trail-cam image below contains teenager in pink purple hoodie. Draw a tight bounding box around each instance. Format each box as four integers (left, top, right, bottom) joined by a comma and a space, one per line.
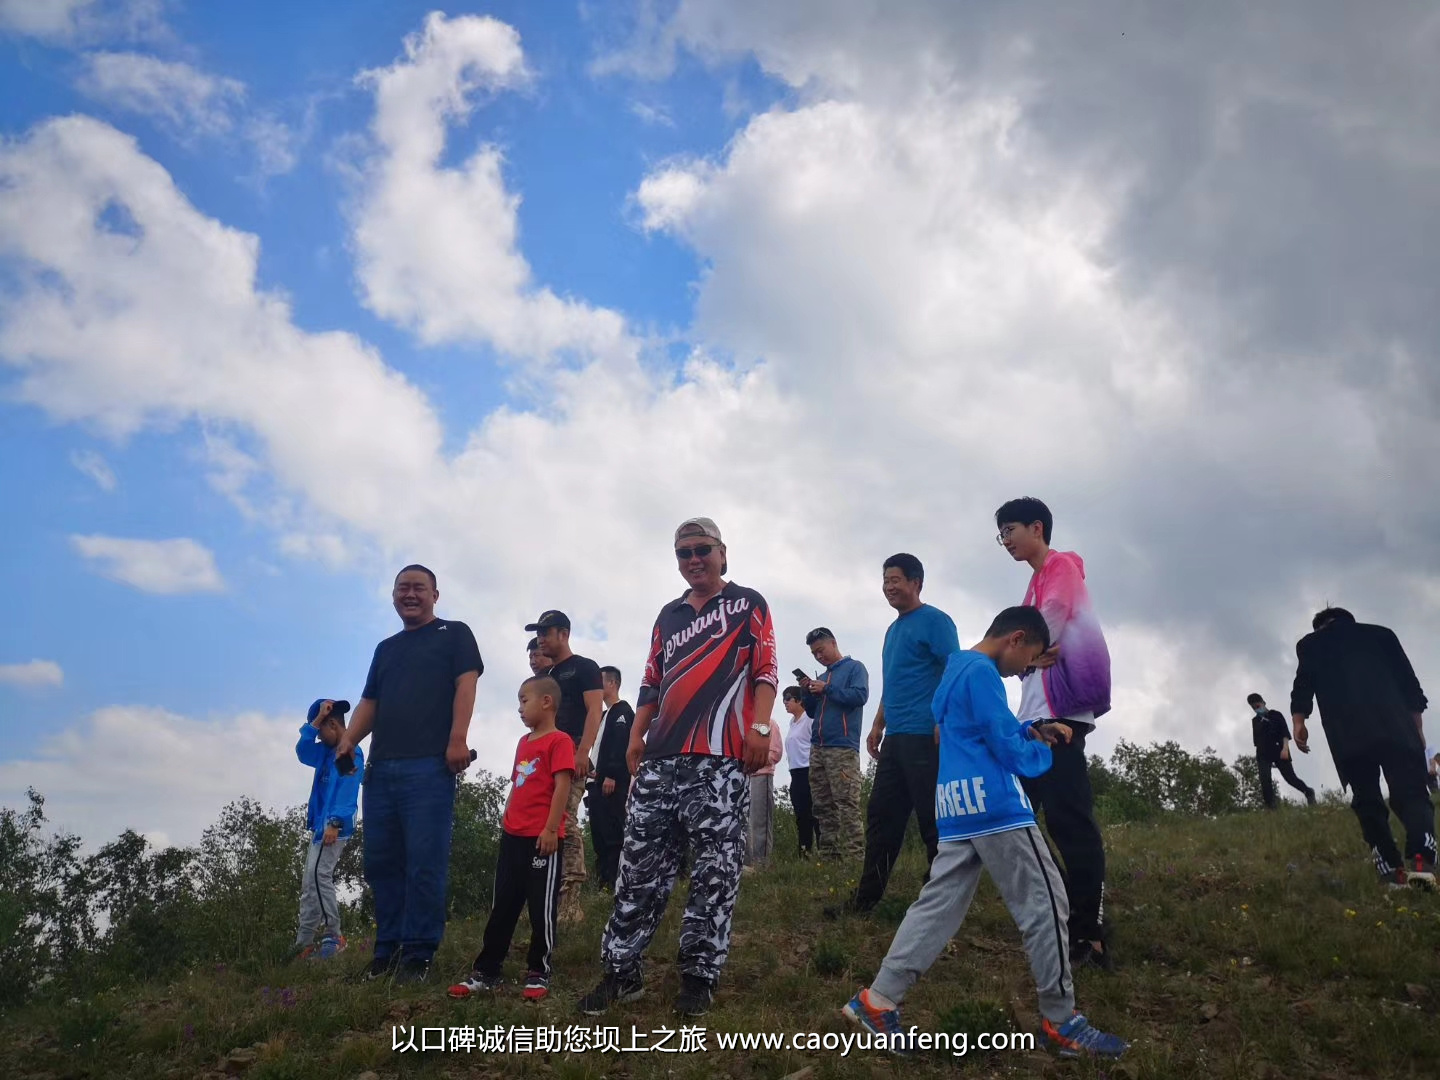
996, 497, 1114, 972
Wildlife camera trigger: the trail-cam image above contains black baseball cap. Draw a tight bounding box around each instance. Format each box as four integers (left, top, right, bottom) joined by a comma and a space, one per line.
525, 610, 571, 632
307, 698, 351, 724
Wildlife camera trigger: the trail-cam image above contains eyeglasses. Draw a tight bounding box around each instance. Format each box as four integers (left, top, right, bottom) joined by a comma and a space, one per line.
995, 524, 1021, 545
675, 545, 715, 560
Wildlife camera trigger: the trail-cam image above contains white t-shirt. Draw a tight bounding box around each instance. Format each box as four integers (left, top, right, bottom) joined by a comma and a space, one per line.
785, 712, 813, 770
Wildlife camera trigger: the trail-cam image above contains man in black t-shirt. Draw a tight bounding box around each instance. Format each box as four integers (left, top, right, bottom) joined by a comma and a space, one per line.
526, 610, 604, 922
1246, 693, 1316, 809
336, 564, 483, 984
587, 665, 634, 890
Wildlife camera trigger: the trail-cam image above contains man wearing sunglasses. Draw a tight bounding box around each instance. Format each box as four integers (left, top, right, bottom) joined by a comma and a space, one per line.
579, 517, 778, 1020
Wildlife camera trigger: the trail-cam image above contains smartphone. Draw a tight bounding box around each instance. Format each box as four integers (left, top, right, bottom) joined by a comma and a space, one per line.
792, 668, 809, 682
335, 750, 356, 776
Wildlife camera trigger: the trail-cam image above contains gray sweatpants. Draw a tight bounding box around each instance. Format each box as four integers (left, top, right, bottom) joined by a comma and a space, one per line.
871, 827, 1074, 1024
745, 775, 774, 866
295, 837, 348, 945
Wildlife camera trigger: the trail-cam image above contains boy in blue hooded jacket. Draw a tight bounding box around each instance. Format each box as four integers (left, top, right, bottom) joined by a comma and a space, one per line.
842, 607, 1127, 1059
293, 698, 362, 959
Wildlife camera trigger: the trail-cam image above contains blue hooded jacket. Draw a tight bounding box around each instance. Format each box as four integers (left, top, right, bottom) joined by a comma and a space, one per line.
804, 656, 870, 751
296, 722, 362, 842
931, 650, 1053, 842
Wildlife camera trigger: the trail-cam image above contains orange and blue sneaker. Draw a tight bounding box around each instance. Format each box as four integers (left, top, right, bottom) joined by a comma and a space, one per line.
1042, 1013, 1129, 1058
842, 988, 906, 1052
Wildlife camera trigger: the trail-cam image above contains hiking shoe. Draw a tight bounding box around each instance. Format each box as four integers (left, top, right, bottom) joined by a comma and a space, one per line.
1305, 788, 1317, 806
577, 972, 645, 1015
674, 974, 713, 1017
448, 971, 503, 998
365, 953, 401, 981
522, 971, 549, 1002
393, 957, 431, 986
1408, 856, 1437, 892
1383, 867, 1410, 892
1042, 1013, 1129, 1059
842, 988, 906, 1052
313, 935, 347, 959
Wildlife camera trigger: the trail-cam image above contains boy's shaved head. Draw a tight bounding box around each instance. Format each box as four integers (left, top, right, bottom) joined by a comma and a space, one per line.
521, 674, 561, 701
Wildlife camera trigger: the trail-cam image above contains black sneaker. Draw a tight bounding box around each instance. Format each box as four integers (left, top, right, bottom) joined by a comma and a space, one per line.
1305, 789, 1317, 806
674, 974, 714, 1017
365, 953, 401, 981
393, 957, 431, 986
823, 897, 873, 921
577, 972, 645, 1016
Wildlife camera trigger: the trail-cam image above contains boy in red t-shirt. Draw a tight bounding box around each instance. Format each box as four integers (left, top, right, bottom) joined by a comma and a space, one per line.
448, 675, 574, 1001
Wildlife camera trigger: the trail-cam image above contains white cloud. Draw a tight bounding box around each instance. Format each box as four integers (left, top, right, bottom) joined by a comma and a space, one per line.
71, 535, 225, 594
0, 659, 64, 688
69, 448, 117, 491
349, 11, 634, 360
0, 0, 166, 45
76, 51, 244, 136
0, 705, 303, 847
3, 6, 1438, 805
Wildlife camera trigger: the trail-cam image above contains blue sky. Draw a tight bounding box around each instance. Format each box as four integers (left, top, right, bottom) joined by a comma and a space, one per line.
2, 1, 1437, 848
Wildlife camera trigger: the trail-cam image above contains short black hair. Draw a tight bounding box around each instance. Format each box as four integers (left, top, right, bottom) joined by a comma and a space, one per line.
805, 627, 835, 645
883, 553, 924, 585
983, 605, 1051, 650
521, 674, 562, 701
526, 636, 541, 653
396, 563, 437, 589
1312, 605, 1355, 631
995, 497, 1053, 545
600, 665, 622, 687
782, 685, 804, 703
1246, 693, 1265, 706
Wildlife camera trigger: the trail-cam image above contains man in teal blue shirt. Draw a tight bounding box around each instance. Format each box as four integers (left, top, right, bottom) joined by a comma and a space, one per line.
832, 553, 960, 916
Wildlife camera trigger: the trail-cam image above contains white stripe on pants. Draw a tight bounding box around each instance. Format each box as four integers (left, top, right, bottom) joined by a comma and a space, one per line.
871, 827, 1074, 1024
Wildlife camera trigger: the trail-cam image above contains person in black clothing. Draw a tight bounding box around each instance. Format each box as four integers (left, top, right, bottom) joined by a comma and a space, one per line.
526, 610, 604, 922
588, 665, 634, 890
1290, 606, 1434, 890
1246, 693, 1316, 808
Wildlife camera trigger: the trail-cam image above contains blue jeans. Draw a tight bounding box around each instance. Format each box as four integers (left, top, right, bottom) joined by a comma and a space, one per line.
362, 756, 457, 962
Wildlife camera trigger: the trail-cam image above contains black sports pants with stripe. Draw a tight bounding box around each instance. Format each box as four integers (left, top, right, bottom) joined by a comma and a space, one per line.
473, 831, 562, 978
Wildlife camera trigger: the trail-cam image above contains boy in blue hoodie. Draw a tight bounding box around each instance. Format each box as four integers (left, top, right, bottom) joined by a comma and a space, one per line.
294, 698, 362, 960
842, 607, 1127, 1059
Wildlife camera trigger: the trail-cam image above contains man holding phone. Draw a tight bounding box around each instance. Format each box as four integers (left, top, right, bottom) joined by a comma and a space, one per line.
799, 629, 869, 862
334, 564, 483, 985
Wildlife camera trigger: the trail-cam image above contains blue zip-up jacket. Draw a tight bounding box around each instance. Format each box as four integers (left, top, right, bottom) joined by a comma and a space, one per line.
931, 650, 1053, 842
296, 722, 362, 842
804, 656, 870, 751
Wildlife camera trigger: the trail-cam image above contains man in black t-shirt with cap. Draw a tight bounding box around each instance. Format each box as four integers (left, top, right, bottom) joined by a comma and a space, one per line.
526, 609, 604, 922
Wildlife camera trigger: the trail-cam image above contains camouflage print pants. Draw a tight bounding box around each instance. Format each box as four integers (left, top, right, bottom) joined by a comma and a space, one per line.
600, 754, 748, 986
810, 747, 864, 860
562, 775, 587, 887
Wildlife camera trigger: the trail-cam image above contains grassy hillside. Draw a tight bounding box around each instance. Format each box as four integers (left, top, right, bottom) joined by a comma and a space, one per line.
4, 802, 1436, 1080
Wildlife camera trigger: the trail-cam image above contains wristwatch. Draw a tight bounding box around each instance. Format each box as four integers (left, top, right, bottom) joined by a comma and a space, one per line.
752, 722, 772, 736
326, 817, 344, 829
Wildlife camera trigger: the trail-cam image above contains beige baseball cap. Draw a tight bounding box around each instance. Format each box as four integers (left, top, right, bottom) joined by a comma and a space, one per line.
674, 517, 723, 544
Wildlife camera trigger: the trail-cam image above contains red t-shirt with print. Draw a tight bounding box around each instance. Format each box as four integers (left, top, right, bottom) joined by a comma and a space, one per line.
502, 730, 576, 837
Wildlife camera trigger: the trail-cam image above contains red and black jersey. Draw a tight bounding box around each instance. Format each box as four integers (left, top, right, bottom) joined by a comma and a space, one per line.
637, 581, 779, 761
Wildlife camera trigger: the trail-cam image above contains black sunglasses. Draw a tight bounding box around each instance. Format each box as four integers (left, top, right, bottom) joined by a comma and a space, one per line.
675, 544, 716, 560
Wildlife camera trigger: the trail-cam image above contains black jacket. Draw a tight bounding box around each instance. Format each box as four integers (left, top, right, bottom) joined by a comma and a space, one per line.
1290, 615, 1426, 772
1251, 709, 1291, 762
592, 700, 634, 785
